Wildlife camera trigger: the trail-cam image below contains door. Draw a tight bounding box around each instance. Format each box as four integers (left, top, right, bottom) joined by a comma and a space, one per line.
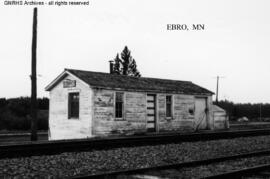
147, 94, 156, 132
194, 97, 208, 130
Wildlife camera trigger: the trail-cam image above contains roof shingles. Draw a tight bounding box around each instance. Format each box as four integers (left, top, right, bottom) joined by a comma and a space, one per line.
66, 69, 214, 95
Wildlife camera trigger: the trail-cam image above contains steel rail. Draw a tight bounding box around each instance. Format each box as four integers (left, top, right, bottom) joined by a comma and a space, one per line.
70, 149, 270, 179
0, 128, 270, 159
0, 132, 47, 137
204, 164, 270, 179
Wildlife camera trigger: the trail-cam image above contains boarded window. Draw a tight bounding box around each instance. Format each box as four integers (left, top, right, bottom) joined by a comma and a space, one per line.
166, 96, 172, 117
115, 92, 123, 118
68, 92, 79, 119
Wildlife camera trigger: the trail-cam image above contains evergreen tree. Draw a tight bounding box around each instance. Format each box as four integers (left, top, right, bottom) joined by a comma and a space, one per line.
111, 46, 141, 77
112, 54, 121, 75
129, 59, 141, 77
121, 46, 131, 76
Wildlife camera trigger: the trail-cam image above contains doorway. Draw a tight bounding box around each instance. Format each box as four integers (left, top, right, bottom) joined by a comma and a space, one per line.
195, 97, 208, 130
147, 94, 156, 132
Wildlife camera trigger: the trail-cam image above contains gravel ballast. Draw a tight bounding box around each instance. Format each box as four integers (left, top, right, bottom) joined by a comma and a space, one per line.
138, 155, 270, 179
1, 135, 270, 178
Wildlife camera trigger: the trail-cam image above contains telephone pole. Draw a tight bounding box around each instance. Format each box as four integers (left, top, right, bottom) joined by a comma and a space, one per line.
215, 76, 225, 104
31, 7, 38, 141
216, 76, 219, 103
259, 103, 262, 121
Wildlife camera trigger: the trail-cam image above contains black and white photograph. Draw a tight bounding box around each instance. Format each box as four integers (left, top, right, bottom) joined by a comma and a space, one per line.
0, 0, 270, 178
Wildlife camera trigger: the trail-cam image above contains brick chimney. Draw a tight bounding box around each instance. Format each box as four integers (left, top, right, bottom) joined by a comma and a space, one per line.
109, 60, 114, 74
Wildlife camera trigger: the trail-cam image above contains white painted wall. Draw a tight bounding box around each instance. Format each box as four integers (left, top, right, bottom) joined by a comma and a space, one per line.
48, 74, 93, 140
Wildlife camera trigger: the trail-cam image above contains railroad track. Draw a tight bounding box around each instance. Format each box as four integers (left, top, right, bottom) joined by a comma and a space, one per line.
1, 124, 269, 144
0, 132, 48, 144
0, 128, 270, 159
70, 149, 270, 179
230, 122, 270, 131
205, 164, 270, 179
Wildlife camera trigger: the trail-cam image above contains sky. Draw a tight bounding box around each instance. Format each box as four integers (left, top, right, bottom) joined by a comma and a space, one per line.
0, 0, 270, 103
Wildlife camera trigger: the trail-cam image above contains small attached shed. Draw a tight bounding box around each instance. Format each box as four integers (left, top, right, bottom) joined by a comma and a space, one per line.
45, 69, 219, 140
212, 105, 229, 129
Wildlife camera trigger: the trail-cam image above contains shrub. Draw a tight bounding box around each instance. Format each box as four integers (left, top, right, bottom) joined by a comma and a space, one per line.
0, 97, 49, 131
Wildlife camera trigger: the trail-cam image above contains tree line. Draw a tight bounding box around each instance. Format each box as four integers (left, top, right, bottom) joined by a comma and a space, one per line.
215, 100, 270, 121
0, 97, 269, 131
0, 97, 48, 131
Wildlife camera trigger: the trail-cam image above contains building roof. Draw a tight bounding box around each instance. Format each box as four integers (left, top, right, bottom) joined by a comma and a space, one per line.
45, 69, 214, 95
212, 105, 226, 112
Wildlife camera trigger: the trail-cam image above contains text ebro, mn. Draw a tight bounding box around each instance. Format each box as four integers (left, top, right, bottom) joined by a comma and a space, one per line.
167, 24, 205, 31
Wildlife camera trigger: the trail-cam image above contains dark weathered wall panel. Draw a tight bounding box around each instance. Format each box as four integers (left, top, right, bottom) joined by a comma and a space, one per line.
174, 95, 195, 120
93, 90, 147, 136
158, 94, 166, 123
92, 90, 215, 136
158, 94, 195, 131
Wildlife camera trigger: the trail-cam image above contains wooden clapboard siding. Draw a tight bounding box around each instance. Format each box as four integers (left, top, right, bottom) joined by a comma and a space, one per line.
91, 91, 213, 136
92, 89, 147, 136
158, 94, 196, 131
213, 104, 228, 129
47, 69, 219, 140
49, 74, 93, 140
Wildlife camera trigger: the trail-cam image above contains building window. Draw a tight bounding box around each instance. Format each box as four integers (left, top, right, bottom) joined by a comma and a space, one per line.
115, 92, 124, 118
166, 96, 172, 118
68, 92, 79, 119
189, 108, 194, 115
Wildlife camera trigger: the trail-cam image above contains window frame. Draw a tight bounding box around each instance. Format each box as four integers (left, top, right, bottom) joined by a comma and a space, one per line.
115, 92, 124, 119
68, 92, 80, 119
165, 95, 173, 118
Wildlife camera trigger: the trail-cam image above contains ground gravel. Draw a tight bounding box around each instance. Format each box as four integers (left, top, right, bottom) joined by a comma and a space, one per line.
0, 135, 270, 178
137, 155, 270, 179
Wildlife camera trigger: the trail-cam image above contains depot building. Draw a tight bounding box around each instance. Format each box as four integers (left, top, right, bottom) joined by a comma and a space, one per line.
45, 68, 228, 140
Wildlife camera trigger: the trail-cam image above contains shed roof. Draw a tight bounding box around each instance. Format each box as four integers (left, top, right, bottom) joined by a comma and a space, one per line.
212, 105, 226, 112
45, 69, 214, 95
